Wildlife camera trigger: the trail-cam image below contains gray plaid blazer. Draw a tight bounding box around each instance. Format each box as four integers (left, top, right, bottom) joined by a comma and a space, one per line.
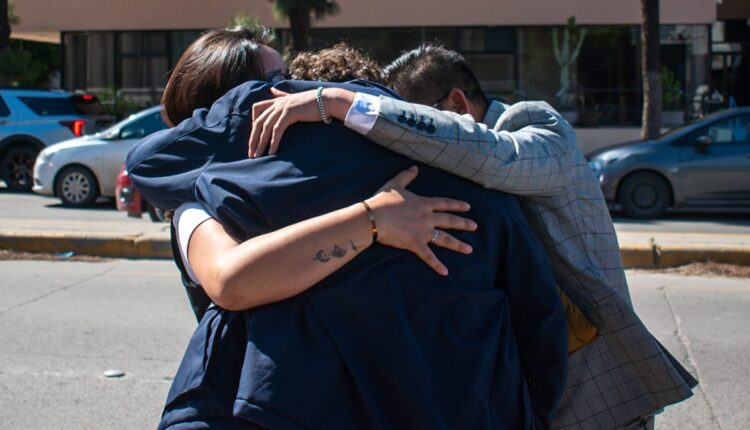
365, 97, 698, 429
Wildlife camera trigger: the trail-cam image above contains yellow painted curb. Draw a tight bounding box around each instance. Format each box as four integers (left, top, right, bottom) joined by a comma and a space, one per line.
2, 233, 750, 267
0, 233, 171, 259
619, 243, 750, 269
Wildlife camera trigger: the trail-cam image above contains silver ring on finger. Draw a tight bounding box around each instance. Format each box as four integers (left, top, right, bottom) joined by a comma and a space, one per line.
430, 229, 440, 244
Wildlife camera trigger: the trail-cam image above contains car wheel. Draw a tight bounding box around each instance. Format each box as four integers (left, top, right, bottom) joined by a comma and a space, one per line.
0, 145, 39, 191
147, 202, 168, 223
56, 166, 99, 207
618, 172, 670, 218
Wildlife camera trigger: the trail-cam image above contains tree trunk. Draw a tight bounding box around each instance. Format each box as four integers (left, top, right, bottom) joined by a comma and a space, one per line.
0, 0, 10, 52
641, 0, 662, 140
287, 7, 311, 53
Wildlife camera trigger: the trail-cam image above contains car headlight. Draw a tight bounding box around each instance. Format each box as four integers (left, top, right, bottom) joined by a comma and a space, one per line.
37, 150, 56, 164
588, 159, 605, 176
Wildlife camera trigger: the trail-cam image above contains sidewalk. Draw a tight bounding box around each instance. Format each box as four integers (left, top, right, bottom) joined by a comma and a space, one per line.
1, 216, 750, 268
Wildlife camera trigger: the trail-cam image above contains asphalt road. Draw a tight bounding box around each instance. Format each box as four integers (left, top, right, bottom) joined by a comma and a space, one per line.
0, 259, 748, 429
3, 190, 750, 235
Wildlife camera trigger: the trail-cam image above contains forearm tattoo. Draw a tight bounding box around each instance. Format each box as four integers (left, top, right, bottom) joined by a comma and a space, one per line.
313, 241, 367, 263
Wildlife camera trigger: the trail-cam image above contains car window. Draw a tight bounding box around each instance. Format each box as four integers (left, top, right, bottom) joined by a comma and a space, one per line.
735, 115, 750, 144
698, 115, 750, 145
0, 96, 10, 118
119, 111, 167, 140
18, 96, 79, 116
71, 95, 107, 116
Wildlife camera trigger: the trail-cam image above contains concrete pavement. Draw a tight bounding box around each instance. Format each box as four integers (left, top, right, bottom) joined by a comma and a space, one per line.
2, 213, 750, 268
1, 261, 748, 428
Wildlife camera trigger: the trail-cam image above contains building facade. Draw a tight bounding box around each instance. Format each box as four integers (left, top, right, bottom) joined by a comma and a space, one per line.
12, 0, 747, 134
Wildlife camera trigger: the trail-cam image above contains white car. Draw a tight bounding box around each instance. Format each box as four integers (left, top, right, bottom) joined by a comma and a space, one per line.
33, 106, 166, 207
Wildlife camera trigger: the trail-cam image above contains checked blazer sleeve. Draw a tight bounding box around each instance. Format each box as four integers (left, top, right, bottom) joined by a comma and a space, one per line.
366, 98, 578, 197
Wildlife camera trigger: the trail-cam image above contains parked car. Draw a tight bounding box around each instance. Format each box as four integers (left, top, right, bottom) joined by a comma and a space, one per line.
587, 107, 750, 218
0, 89, 112, 190
115, 164, 166, 222
32, 106, 166, 207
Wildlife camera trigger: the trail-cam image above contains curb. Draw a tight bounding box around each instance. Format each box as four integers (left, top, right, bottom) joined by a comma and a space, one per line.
1, 233, 750, 268
0, 232, 172, 259
620, 243, 750, 269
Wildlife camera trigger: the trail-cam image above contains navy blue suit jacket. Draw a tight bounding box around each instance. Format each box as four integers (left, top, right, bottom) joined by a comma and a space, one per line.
127, 80, 567, 430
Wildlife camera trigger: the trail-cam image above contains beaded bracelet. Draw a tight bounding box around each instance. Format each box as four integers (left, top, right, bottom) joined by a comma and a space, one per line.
316, 86, 333, 124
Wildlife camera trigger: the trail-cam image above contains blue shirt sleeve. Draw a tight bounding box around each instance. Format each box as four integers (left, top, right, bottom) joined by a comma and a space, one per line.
125, 81, 271, 209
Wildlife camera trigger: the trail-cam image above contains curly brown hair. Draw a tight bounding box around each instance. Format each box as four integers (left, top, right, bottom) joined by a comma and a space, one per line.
289, 42, 384, 84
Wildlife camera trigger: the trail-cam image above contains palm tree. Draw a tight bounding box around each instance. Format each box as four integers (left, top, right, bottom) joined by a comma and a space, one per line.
640, 0, 662, 140
269, 0, 339, 52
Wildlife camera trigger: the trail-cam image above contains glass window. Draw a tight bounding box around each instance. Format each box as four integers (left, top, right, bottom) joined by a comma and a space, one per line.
459, 28, 485, 52
518, 27, 559, 104
0, 96, 10, 117
121, 58, 143, 88
170, 31, 202, 66
702, 115, 750, 145
485, 27, 516, 53
465, 54, 516, 97
118, 32, 170, 90
87, 33, 114, 89
576, 28, 640, 126
424, 28, 458, 49
19, 97, 78, 116
71, 95, 107, 116
119, 111, 167, 139
119, 32, 142, 55
143, 32, 168, 55
144, 57, 169, 87
64, 33, 89, 90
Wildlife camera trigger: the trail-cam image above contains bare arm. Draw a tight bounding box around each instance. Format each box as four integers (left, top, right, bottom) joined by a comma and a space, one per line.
249, 88, 577, 197
188, 167, 477, 311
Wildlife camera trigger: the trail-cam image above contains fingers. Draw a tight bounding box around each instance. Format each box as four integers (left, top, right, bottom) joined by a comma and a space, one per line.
430, 230, 473, 255
380, 166, 418, 191
413, 245, 449, 276
269, 87, 289, 98
255, 108, 284, 158
268, 112, 290, 155
252, 99, 274, 123
423, 196, 471, 212
249, 101, 275, 157
431, 213, 477, 232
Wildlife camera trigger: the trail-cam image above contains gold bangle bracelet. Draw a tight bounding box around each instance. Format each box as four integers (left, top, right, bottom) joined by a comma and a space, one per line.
361, 201, 378, 244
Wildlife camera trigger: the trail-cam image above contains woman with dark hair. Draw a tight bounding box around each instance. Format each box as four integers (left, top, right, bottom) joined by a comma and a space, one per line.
161, 26, 280, 126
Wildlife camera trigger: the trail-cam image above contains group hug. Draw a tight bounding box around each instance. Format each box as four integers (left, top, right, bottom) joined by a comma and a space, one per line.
125, 25, 697, 430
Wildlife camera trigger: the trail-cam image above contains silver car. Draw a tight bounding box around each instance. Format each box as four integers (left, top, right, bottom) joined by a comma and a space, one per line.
33, 106, 166, 207
588, 107, 750, 218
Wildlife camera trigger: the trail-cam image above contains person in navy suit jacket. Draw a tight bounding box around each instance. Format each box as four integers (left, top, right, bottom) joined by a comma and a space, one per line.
127, 28, 567, 429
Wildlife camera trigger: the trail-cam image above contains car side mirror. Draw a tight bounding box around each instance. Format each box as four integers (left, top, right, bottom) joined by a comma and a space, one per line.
695, 135, 712, 148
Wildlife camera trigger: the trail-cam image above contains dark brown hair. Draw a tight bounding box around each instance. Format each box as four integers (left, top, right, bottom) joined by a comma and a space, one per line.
161, 26, 273, 127
288, 42, 384, 84
384, 45, 488, 111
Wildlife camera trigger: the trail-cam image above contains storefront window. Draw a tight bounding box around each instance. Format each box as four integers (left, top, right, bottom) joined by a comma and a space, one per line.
520, 26, 641, 126
662, 25, 710, 120
118, 31, 169, 92
305, 26, 517, 98
87, 33, 114, 89
576, 27, 641, 126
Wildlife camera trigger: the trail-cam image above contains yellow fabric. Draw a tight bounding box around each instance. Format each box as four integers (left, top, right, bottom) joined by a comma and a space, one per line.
560, 289, 598, 354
